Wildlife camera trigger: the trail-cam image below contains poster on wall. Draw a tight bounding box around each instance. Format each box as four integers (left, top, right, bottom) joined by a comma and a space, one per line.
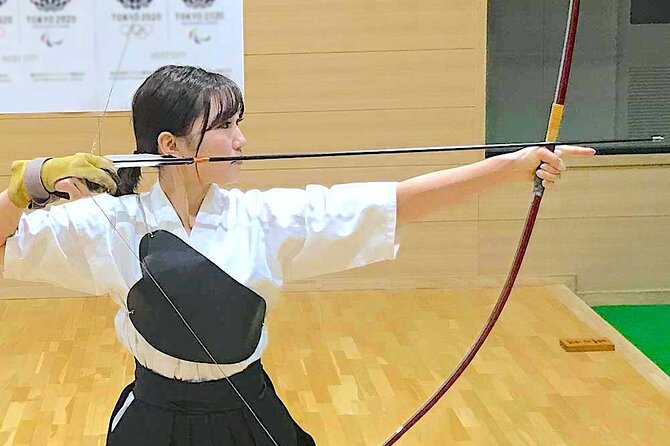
0, 0, 244, 113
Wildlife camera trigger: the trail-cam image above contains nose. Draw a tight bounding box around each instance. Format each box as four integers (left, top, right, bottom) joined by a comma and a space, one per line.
234, 128, 246, 152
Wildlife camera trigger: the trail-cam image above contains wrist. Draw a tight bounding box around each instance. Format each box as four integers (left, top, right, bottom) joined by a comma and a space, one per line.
8, 158, 58, 209
499, 151, 524, 183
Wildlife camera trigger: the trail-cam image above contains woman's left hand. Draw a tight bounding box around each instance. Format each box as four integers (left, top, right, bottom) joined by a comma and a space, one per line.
510, 145, 596, 188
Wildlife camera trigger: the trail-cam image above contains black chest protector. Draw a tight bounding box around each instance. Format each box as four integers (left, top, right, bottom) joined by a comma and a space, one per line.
127, 230, 267, 365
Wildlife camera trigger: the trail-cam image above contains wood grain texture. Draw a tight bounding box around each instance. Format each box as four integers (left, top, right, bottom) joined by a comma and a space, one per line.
244, 50, 478, 113
479, 166, 670, 220
479, 216, 670, 292
244, 0, 479, 54
0, 286, 667, 445
0, 116, 102, 173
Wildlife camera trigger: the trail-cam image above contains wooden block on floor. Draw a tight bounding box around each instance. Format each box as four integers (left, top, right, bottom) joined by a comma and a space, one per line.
559, 337, 615, 352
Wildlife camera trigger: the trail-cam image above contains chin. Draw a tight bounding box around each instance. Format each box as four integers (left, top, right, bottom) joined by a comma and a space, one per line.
211, 175, 240, 188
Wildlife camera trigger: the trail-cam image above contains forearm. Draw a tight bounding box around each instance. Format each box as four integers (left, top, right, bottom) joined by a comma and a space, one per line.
397, 153, 518, 222
0, 189, 25, 259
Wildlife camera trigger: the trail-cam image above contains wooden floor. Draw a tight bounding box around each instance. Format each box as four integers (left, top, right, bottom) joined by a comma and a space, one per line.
0, 286, 668, 445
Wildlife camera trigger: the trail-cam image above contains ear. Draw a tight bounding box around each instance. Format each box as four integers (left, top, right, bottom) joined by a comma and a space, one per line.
157, 132, 180, 157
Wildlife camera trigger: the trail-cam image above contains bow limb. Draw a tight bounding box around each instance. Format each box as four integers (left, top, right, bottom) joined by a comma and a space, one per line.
381, 1, 581, 444
81, 26, 280, 446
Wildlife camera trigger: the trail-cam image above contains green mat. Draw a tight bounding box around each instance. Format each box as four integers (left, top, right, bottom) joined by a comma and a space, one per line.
592, 305, 670, 376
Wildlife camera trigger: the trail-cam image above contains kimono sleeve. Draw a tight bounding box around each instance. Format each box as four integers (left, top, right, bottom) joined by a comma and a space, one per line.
2, 198, 117, 296
250, 182, 400, 281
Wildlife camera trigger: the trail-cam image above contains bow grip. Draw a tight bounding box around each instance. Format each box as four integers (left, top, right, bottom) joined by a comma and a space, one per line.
534, 103, 565, 196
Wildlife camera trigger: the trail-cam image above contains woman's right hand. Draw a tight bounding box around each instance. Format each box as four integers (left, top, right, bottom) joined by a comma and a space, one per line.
41, 153, 119, 195
8, 153, 119, 208
53, 178, 96, 202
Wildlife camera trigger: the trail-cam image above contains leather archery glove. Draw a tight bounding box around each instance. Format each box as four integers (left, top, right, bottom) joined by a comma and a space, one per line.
8, 153, 119, 209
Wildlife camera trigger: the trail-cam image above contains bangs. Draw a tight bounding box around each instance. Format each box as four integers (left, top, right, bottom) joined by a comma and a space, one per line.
205, 79, 245, 131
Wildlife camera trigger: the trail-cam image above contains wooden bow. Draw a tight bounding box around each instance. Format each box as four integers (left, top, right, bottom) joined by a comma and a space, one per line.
381, 1, 582, 444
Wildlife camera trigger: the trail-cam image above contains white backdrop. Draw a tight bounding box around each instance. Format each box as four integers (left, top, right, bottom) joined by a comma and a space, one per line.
0, 0, 244, 113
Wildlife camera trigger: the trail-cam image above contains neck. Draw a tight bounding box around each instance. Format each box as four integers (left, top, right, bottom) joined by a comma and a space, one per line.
158, 167, 210, 234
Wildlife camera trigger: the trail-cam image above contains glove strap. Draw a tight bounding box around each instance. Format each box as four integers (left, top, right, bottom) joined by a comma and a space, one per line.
24, 157, 59, 209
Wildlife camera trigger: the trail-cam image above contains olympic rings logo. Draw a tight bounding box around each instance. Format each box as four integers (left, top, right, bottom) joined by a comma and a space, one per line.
120, 23, 153, 39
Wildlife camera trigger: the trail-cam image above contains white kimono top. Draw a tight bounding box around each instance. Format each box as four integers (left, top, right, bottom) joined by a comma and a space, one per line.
3, 181, 399, 381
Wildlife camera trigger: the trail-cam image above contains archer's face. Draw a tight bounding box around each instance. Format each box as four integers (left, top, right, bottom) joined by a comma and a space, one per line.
167, 107, 246, 187
191, 111, 246, 186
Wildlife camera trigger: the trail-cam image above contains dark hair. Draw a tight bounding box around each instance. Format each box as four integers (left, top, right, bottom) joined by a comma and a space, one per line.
115, 65, 245, 195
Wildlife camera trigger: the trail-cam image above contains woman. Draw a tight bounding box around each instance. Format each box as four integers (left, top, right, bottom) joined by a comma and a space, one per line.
0, 65, 594, 445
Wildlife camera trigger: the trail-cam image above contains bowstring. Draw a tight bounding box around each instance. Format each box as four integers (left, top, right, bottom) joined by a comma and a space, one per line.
90, 23, 135, 155
83, 22, 280, 446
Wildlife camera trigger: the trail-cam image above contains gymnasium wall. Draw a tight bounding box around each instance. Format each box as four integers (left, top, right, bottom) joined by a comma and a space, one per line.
1, 0, 668, 305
